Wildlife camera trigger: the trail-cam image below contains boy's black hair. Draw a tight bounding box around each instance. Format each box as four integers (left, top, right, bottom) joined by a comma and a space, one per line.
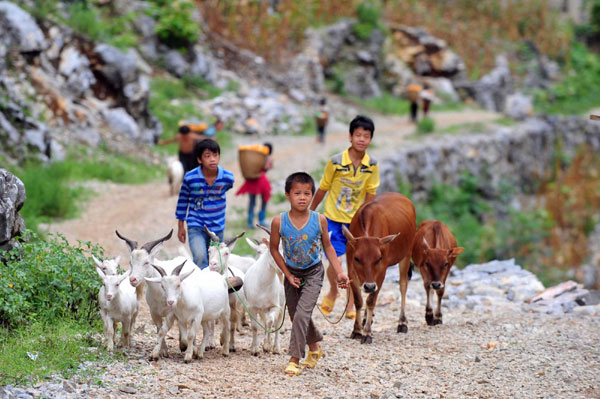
179, 125, 191, 135
263, 142, 273, 155
349, 115, 375, 137
285, 172, 315, 194
195, 138, 220, 160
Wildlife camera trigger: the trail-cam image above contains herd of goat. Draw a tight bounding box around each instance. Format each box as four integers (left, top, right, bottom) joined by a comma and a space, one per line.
93, 226, 285, 363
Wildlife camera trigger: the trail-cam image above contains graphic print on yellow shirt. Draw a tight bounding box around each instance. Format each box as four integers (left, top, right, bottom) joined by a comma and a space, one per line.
318, 149, 379, 224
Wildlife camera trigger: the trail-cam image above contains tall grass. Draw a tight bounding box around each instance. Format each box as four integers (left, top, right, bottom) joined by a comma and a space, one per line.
9, 150, 162, 230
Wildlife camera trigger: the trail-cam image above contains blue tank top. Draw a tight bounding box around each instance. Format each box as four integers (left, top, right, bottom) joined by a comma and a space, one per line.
279, 211, 322, 269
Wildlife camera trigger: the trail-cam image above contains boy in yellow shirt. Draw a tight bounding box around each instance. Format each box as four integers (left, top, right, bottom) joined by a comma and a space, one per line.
310, 115, 379, 318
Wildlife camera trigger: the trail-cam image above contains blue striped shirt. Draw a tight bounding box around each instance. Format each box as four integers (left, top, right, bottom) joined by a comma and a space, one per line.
175, 166, 234, 232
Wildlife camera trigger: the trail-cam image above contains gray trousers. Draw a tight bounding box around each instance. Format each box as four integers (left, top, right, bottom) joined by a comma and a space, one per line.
284, 261, 324, 359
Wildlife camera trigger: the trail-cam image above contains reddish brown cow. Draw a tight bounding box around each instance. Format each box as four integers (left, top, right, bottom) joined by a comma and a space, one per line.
411, 220, 464, 326
342, 193, 416, 344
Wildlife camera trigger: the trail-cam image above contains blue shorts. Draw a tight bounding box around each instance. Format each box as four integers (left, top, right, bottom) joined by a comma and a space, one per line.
327, 218, 350, 257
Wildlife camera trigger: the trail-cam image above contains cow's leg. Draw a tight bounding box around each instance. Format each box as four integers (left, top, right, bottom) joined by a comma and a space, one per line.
350, 279, 364, 340
397, 258, 410, 333
433, 288, 444, 325
424, 281, 434, 326
361, 285, 382, 344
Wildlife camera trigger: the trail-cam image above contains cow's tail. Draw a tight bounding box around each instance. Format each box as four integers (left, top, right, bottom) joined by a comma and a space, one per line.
408, 260, 414, 281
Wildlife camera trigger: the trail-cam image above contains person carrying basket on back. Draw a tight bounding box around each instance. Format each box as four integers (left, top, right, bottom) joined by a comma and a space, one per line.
236, 142, 273, 228
315, 98, 329, 144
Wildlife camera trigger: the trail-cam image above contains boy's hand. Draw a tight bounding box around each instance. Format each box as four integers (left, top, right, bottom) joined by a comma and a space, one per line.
178, 228, 186, 244
286, 273, 301, 289
336, 272, 350, 289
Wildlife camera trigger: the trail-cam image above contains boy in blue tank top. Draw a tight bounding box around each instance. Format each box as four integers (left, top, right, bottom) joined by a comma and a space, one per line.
270, 172, 350, 376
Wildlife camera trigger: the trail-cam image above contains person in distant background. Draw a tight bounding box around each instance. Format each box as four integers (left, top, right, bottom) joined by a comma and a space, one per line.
406, 83, 423, 123
158, 125, 207, 173
421, 83, 434, 118
236, 142, 273, 228
315, 98, 329, 144
202, 118, 224, 138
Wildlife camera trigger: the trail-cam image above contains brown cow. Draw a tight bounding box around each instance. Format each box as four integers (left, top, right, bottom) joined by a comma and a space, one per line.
411, 220, 464, 326
342, 192, 416, 343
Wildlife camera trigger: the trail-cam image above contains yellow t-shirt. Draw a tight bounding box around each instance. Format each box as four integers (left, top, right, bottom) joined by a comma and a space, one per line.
318, 148, 380, 223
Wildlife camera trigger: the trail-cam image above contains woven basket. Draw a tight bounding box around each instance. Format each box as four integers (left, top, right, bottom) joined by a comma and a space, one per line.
238, 145, 268, 179
406, 84, 422, 103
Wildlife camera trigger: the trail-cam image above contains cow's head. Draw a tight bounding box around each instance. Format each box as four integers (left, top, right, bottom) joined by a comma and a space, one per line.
421, 237, 464, 291
343, 225, 399, 293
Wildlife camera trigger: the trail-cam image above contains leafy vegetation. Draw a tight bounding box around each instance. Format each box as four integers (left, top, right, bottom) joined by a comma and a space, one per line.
534, 42, 600, 115
353, 1, 384, 40
146, 0, 200, 49
0, 232, 103, 329
416, 117, 435, 134
9, 150, 162, 230
359, 93, 408, 115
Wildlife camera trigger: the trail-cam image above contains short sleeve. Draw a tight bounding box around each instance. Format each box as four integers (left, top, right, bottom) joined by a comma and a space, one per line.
365, 163, 380, 194
318, 158, 335, 191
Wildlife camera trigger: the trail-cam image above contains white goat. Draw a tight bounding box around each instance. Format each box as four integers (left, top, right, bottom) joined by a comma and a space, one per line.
243, 237, 285, 355
116, 229, 195, 356
167, 156, 184, 196
206, 228, 255, 273
92, 254, 120, 276
96, 268, 138, 351
145, 261, 231, 362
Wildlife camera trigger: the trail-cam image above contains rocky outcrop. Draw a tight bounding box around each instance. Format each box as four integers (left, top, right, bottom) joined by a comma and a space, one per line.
0, 169, 26, 252
0, 3, 161, 166
378, 116, 600, 200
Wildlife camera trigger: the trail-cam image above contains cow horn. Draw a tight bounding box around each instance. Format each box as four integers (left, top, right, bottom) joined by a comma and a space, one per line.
116, 230, 138, 251
224, 231, 245, 247
171, 260, 187, 276
151, 264, 167, 277
256, 224, 271, 235
423, 237, 431, 249
204, 225, 221, 243
141, 230, 174, 253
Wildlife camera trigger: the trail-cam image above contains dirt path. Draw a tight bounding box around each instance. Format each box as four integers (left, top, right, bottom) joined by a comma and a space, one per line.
37, 108, 600, 398
43, 107, 500, 257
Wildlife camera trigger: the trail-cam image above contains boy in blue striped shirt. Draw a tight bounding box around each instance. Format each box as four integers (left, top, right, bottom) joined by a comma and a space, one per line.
176, 139, 234, 269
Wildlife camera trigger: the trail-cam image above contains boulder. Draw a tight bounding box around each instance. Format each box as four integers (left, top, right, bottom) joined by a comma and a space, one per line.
504, 92, 533, 120
104, 108, 140, 140
0, 2, 46, 53
473, 55, 512, 112
0, 169, 26, 252
58, 46, 96, 98
164, 49, 189, 78
94, 44, 138, 88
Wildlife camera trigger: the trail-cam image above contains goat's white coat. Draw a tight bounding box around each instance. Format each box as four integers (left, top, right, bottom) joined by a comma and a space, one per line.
167, 157, 184, 196
146, 268, 231, 362
97, 269, 138, 351
243, 240, 285, 355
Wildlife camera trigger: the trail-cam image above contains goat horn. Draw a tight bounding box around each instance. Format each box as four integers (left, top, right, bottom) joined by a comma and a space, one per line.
224, 231, 245, 247
256, 224, 271, 235
171, 260, 187, 276
204, 225, 221, 242
115, 230, 138, 251
141, 229, 173, 253
151, 264, 167, 277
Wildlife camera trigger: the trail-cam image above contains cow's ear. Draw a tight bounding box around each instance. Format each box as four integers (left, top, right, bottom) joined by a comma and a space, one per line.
449, 247, 464, 258
342, 225, 357, 248
379, 233, 400, 247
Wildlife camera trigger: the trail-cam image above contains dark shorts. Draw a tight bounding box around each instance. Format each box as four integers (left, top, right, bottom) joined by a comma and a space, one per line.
179, 151, 198, 173
327, 218, 350, 257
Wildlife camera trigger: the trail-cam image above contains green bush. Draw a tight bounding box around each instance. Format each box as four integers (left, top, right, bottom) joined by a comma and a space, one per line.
354, 1, 382, 40
148, 0, 200, 49
0, 232, 103, 329
360, 93, 409, 115
416, 117, 436, 134
534, 42, 600, 114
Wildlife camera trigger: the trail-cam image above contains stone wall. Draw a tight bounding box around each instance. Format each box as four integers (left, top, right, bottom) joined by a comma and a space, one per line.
378, 116, 600, 200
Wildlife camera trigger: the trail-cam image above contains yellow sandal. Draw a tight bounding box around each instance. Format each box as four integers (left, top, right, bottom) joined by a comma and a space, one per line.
285, 361, 302, 376
345, 311, 356, 320
320, 295, 337, 315
301, 346, 324, 369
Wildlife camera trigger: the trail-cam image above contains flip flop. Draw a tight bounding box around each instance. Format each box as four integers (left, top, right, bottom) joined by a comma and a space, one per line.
345, 311, 356, 320
301, 346, 324, 369
320, 295, 336, 315
285, 361, 302, 376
